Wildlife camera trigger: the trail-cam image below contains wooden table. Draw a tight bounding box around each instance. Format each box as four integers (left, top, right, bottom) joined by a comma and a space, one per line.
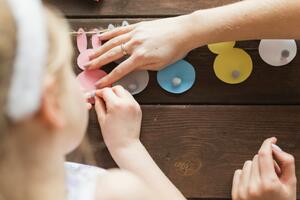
45, 0, 300, 199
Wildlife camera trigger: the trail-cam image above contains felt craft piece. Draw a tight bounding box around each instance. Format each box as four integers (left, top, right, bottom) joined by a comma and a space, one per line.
213, 48, 253, 84
113, 70, 150, 95
108, 24, 115, 30
259, 39, 297, 66
76, 70, 107, 92
77, 28, 101, 70
157, 60, 196, 94
91, 29, 102, 48
122, 21, 129, 27
208, 41, 236, 54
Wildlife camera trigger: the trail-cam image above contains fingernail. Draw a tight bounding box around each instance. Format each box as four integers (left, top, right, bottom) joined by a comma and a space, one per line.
95, 80, 102, 88
83, 62, 91, 69
97, 34, 103, 39
272, 144, 283, 152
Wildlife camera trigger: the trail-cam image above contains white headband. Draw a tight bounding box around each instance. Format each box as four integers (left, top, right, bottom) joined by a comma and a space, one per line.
6, 0, 48, 121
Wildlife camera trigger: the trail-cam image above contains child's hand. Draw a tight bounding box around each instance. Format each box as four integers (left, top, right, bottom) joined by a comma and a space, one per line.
94, 86, 142, 151
232, 137, 297, 200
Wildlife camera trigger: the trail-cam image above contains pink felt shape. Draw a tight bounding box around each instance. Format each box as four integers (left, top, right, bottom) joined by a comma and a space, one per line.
77, 28, 87, 53
77, 49, 94, 70
76, 70, 107, 92
91, 29, 102, 48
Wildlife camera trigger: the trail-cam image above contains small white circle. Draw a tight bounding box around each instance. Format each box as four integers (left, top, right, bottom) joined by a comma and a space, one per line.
172, 77, 182, 87
128, 83, 138, 92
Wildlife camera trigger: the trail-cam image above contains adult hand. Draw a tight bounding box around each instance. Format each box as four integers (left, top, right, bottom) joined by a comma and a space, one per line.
85, 15, 196, 88
232, 137, 297, 200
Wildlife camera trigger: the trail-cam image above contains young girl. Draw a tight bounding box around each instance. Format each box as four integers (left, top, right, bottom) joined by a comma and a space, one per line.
0, 1, 296, 200
0, 0, 186, 200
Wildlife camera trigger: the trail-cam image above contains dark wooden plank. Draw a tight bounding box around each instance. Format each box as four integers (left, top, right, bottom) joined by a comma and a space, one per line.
69, 19, 300, 105
45, 0, 239, 17
68, 105, 300, 198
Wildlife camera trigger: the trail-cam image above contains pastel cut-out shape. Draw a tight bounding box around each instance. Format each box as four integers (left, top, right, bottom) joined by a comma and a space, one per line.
208, 41, 236, 54
122, 21, 130, 26
157, 60, 196, 94
108, 24, 115, 30
77, 49, 94, 70
76, 70, 107, 92
77, 28, 88, 53
91, 29, 101, 48
259, 39, 297, 66
113, 70, 149, 95
213, 48, 253, 84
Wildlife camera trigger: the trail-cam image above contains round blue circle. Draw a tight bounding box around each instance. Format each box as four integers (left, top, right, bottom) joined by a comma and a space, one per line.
157, 60, 196, 94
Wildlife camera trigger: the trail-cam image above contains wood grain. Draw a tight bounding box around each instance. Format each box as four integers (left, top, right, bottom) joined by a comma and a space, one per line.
68, 105, 300, 198
69, 19, 300, 105
45, 0, 239, 17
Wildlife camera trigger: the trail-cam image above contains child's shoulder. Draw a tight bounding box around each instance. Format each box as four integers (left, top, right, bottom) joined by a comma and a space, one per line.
65, 162, 106, 200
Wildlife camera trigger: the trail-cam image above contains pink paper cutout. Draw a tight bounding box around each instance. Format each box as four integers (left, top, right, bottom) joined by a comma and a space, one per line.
77, 28, 87, 53
77, 49, 94, 70
76, 70, 108, 92
76, 28, 102, 70
91, 29, 102, 48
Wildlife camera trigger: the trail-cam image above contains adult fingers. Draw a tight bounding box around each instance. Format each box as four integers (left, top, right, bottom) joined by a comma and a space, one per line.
99, 25, 135, 41
258, 137, 279, 183
95, 56, 143, 88
248, 155, 261, 197
87, 45, 128, 70
232, 169, 242, 200
272, 144, 296, 184
238, 161, 252, 199
88, 33, 131, 65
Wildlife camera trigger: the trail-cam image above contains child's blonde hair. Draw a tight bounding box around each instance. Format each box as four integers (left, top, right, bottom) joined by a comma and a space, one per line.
0, 0, 73, 151
0, 0, 96, 165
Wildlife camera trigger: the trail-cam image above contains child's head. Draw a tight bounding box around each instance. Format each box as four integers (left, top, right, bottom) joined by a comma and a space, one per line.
0, 0, 88, 157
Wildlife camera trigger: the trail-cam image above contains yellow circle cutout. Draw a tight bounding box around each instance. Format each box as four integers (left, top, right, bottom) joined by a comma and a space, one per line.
214, 48, 253, 84
208, 41, 236, 54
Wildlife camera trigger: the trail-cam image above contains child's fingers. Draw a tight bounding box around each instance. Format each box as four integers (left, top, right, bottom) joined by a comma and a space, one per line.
94, 96, 107, 122
96, 88, 118, 107
272, 144, 296, 184
86, 103, 93, 110
112, 85, 128, 98
258, 137, 279, 183
232, 169, 242, 200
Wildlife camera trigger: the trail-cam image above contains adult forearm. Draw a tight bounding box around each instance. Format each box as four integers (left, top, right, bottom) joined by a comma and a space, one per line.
185, 0, 300, 49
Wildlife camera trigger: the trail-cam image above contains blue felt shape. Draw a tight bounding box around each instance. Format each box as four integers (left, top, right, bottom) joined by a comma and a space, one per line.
157, 60, 196, 94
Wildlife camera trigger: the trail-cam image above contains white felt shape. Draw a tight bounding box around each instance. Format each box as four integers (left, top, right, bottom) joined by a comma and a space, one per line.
108, 24, 115, 30
259, 39, 297, 66
113, 70, 149, 95
122, 21, 129, 26
6, 0, 48, 121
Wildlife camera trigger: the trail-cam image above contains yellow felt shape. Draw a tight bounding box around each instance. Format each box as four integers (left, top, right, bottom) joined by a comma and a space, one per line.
213, 48, 253, 84
208, 41, 236, 54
